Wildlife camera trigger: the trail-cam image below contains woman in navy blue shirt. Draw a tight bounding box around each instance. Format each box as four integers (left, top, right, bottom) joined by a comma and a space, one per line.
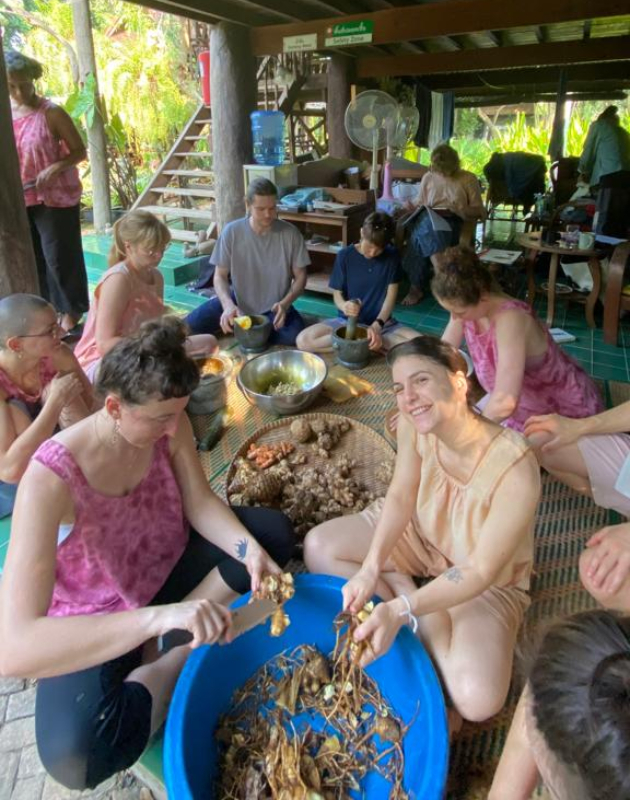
296, 212, 417, 353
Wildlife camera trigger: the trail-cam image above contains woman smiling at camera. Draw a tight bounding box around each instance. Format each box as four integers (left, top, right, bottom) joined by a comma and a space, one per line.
0, 317, 294, 791
304, 336, 540, 725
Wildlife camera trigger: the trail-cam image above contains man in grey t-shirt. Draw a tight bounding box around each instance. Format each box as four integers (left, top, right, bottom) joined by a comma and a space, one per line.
186, 178, 310, 346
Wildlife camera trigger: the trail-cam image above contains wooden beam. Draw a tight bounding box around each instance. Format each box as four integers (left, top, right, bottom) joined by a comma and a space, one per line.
422, 62, 630, 91
0, 34, 38, 295
487, 30, 503, 47
250, 0, 630, 55
456, 91, 627, 106
357, 35, 630, 78
125, 0, 222, 25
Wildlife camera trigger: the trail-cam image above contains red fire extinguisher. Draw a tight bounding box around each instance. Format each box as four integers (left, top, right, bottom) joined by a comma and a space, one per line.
198, 51, 210, 106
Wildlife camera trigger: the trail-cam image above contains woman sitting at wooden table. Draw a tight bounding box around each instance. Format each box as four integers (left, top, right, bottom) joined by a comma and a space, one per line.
0, 294, 92, 515
304, 336, 540, 727
0, 317, 295, 790
434, 246, 603, 433
401, 144, 486, 306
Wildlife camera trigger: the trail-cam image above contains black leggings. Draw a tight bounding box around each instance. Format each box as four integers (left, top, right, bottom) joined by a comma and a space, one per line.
27, 204, 89, 318
35, 507, 296, 790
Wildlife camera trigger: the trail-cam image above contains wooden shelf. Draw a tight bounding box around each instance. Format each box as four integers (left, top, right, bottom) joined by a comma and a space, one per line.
305, 272, 334, 295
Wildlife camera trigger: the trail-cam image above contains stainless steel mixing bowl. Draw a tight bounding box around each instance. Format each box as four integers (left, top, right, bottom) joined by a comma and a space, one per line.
236, 350, 328, 415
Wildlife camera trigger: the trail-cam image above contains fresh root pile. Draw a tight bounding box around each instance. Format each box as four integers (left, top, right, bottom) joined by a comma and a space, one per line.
255, 573, 296, 638
215, 604, 411, 800
229, 419, 385, 539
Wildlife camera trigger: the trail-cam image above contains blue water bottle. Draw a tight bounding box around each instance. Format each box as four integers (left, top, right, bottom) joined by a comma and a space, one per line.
250, 110, 285, 166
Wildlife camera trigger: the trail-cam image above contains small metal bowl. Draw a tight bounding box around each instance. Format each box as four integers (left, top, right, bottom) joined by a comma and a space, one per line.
237, 350, 328, 415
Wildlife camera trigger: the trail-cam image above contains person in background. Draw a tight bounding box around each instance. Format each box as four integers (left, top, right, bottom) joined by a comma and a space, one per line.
185, 178, 310, 346
6, 51, 89, 334
296, 212, 417, 354
434, 246, 603, 432
304, 336, 540, 728
0, 317, 295, 791
579, 105, 630, 191
74, 210, 217, 381
401, 144, 485, 306
0, 294, 92, 518
489, 610, 630, 800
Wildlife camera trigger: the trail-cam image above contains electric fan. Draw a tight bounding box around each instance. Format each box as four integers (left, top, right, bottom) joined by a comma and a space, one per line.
344, 90, 399, 191
381, 105, 421, 201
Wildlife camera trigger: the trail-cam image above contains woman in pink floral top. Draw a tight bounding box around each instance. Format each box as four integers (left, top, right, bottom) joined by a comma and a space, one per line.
0, 317, 294, 791
6, 51, 89, 332
433, 247, 603, 433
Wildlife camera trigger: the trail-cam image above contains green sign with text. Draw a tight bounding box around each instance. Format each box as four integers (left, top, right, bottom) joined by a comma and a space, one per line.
325, 20, 374, 46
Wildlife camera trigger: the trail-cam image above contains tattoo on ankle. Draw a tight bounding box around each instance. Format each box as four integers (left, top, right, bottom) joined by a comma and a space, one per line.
235, 538, 249, 560
444, 567, 463, 584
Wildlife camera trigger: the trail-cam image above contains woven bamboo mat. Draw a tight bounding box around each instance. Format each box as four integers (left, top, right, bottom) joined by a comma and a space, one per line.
189, 348, 396, 497
190, 349, 626, 799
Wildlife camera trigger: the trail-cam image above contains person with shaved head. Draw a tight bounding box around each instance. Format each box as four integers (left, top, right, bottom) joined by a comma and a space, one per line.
0, 294, 92, 514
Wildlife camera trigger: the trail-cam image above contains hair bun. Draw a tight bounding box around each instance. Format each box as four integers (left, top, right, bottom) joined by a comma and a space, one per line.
136, 316, 188, 358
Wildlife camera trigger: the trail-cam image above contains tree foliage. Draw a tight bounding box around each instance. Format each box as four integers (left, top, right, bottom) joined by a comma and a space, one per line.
2, 0, 200, 204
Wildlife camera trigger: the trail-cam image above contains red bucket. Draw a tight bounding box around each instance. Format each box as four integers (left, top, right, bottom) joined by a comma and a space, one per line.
198, 51, 210, 106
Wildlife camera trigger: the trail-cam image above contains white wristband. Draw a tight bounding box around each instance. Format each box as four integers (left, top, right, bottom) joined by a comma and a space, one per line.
397, 593, 419, 634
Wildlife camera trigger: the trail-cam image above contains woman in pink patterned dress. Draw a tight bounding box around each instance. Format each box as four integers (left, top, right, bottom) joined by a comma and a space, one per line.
6, 52, 89, 332
0, 294, 92, 516
75, 210, 217, 380
433, 246, 603, 433
0, 317, 294, 790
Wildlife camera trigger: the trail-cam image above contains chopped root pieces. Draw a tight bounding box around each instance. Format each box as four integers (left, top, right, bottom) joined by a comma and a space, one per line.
215, 615, 411, 799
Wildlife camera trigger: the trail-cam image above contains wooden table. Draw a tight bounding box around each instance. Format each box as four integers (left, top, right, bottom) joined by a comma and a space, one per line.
517, 231, 603, 329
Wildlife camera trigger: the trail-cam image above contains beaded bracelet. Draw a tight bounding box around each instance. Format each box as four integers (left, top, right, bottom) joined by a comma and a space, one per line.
397, 593, 419, 634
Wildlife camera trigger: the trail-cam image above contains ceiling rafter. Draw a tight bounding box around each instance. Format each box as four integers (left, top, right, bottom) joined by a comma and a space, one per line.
356, 35, 630, 78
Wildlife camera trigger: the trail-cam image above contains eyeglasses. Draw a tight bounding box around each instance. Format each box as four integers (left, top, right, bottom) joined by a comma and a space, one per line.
18, 318, 63, 339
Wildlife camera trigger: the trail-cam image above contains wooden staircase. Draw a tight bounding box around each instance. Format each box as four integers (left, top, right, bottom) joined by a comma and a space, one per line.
132, 104, 215, 243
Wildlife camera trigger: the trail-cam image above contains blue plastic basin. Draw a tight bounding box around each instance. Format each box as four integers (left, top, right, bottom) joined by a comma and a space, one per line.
165, 574, 448, 799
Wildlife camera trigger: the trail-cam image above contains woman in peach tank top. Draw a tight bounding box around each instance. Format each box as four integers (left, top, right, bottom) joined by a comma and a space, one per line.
75, 210, 217, 380
304, 336, 541, 726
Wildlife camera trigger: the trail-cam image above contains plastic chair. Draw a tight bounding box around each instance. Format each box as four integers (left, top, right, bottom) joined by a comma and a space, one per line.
603, 241, 630, 346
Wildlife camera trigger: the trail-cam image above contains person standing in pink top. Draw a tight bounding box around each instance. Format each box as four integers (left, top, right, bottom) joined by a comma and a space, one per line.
74, 210, 217, 380
6, 52, 89, 333
432, 246, 603, 433
0, 317, 295, 790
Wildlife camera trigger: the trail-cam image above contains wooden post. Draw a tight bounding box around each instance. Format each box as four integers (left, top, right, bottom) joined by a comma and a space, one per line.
71, 0, 111, 232
548, 67, 567, 161
210, 22, 256, 228
0, 34, 39, 296
327, 54, 354, 160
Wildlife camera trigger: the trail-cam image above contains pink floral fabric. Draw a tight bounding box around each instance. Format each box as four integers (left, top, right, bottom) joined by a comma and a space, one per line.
12, 99, 82, 208
34, 437, 189, 617
0, 357, 56, 403
463, 299, 604, 431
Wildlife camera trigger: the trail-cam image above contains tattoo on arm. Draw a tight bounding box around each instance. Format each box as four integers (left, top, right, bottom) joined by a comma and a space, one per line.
235, 538, 249, 561
444, 567, 464, 584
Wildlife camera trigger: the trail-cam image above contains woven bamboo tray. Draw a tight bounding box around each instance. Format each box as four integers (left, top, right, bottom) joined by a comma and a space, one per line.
225, 412, 395, 507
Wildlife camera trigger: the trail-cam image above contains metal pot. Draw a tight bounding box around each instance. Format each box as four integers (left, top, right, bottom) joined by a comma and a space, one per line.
331, 324, 371, 370
187, 354, 233, 415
